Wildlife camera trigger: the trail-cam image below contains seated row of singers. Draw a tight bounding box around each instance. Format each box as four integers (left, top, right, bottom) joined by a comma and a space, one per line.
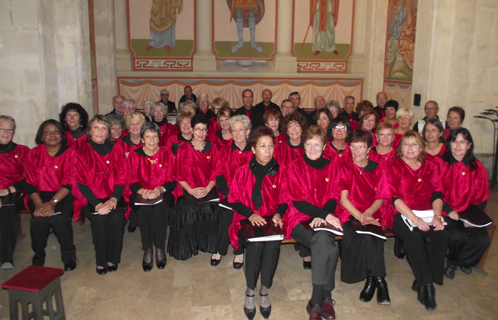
0, 109, 490, 319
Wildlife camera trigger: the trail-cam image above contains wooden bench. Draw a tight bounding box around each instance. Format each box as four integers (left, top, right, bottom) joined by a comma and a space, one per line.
282, 225, 496, 270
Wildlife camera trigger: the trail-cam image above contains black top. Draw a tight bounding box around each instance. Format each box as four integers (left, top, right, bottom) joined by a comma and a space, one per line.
69, 127, 85, 139
179, 94, 197, 105
254, 101, 280, 113
196, 108, 215, 120
339, 111, 360, 122
158, 100, 177, 113
234, 106, 264, 129
0, 141, 16, 153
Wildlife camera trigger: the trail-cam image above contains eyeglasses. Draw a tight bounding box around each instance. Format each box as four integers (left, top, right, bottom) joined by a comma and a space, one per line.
333, 126, 346, 130
258, 144, 274, 150
350, 145, 368, 151
123, 106, 135, 110
401, 143, 419, 149
0, 128, 14, 134
397, 115, 411, 119
304, 143, 324, 149
193, 128, 208, 132
43, 130, 61, 136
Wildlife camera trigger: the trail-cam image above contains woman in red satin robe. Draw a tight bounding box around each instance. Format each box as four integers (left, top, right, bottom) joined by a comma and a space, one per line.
387, 132, 447, 311
273, 112, 307, 166
359, 110, 379, 134
284, 125, 341, 320
211, 115, 252, 267
127, 122, 177, 272
167, 114, 219, 261
75, 115, 128, 275
107, 114, 125, 143
369, 122, 396, 163
378, 100, 399, 129
208, 106, 233, 150
164, 112, 193, 153
439, 128, 490, 279
336, 129, 391, 305
152, 102, 179, 147
263, 108, 286, 145
207, 97, 228, 136
117, 112, 146, 156
0, 115, 29, 270
323, 115, 352, 163
25, 119, 77, 271
59, 102, 89, 150
423, 118, 446, 162
228, 126, 288, 320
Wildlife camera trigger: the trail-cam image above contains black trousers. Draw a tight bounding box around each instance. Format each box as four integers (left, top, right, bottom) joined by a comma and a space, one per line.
392, 214, 448, 286
216, 206, 234, 256
340, 221, 386, 283
241, 228, 282, 290
83, 198, 126, 267
0, 196, 23, 264
135, 194, 173, 251
292, 224, 339, 291
444, 216, 491, 268
28, 193, 76, 266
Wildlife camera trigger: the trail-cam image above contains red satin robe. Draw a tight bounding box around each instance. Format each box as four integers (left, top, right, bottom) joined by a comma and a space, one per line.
164, 132, 191, 154
209, 130, 232, 151
368, 147, 396, 164
208, 118, 221, 137
385, 157, 443, 229
65, 131, 87, 150
0, 144, 29, 189
323, 142, 351, 163
174, 142, 218, 189
228, 164, 289, 250
334, 159, 391, 226
116, 134, 142, 155
425, 144, 446, 162
283, 157, 341, 237
74, 142, 128, 220
274, 132, 287, 145
159, 123, 180, 148
273, 140, 304, 166
214, 144, 253, 201
127, 148, 175, 193
439, 160, 489, 214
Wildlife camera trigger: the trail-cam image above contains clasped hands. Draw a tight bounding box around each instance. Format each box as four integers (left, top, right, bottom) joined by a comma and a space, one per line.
309, 214, 343, 231
411, 216, 445, 231
189, 187, 211, 199
249, 213, 283, 228
141, 187, 163, 200
33, 201, 57, 217
95, 197, 118, 215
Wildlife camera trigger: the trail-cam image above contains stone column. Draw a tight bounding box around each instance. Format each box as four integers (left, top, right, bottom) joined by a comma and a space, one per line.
274, 0, 297, 72
193, 0, 216, 71
115, 0, 132, 72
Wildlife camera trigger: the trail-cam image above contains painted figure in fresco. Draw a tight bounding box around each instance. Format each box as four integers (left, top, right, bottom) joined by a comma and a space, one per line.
146, 0, 183, 52
386, 0, 417, 80
311, 0, 339, 56
227, 0, 265, 53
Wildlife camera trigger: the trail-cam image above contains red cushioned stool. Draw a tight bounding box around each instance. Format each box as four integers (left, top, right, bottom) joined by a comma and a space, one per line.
2, 265, 65, 320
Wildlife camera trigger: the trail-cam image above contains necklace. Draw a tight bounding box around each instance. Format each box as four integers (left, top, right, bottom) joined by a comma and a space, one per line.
191, 140, 205, 152
354, 161, 368, 175
143, 147, 159, 164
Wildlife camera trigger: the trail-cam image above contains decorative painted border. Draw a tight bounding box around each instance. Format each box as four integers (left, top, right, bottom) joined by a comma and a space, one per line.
126, 0, 197, 72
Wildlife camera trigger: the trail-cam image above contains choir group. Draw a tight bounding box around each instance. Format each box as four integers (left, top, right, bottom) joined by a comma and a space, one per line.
0, 89, 491, 320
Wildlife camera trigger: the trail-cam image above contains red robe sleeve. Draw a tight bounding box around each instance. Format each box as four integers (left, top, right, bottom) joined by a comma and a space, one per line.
214, 145, 253, 201
228, 164, 289, 250
0, 144, 29, 189
283, 157, 341, 237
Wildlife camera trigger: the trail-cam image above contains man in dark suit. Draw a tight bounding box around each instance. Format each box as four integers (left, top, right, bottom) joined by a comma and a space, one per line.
254, 89, 280, 113
234, 89, 264, 128
159, 89, 177, 113
289, 91, 311, 125
105, 95, 125, 117
178, 86, 197, 106
308, 95, 326, 125
373, 92, 388, 119
339, 95, 360, 122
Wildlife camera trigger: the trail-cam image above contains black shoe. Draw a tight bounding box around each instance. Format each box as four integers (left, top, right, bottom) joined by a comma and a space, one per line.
210, 254, 221, 267
127, 223, 137, 233
233, 257, 244, 269
143, 250, 153, 272
459, 266, 472, 274
107, 264, 118, 272
96, 267, 107, 275
423, 284, 437, 311
359, 276, 376, 302
414, 281, 425, 306
375, 277, 391, 305
243, 293, 256, 320
303, 260, 312, 270
64, 259, 77, 272
259, 293, 271, 319
444, 266, 456, 279
156, 249, 167, 270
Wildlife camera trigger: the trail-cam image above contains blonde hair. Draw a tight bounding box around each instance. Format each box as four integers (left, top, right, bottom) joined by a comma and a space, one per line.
125, 112, 146, 128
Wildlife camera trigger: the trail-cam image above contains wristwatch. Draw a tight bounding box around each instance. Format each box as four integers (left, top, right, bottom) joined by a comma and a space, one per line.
52, 198, 58, 203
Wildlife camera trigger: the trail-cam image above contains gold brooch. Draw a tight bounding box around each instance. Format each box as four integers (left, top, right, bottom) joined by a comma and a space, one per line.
14, 155, 18, 158
272, 185, 277, 189
462, 172, 466, 175
54, 165, 58, 169
339, 154, 342, 157
325, 178, 329, 182
238, 151, 242, 154
74, 138, 76, 141
159, 164, 162, 168
417, 178, 422, 182
207, 156, 210, 159
279, 141, 282, 143
106, 160, 110, 164
148, 158, 157, 165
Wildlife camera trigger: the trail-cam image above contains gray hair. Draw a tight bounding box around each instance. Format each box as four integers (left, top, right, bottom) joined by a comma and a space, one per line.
229, 115, 252, 131
179, 100, 197, 113
122, 99, 137, 110
88, 115, 110, 140
142, 100, 155, 111
153, 102, 167, 115
106, 113, 125, 129
326, 100, 341, 113
0, 115, 16, 132
396, 107, 414, 119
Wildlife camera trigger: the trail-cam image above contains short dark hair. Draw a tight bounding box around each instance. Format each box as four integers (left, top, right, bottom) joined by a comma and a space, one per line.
422, 118, 445, 143
248, 126, 274, 149
350, 129, 373, 148
35, 119, 67, 145
191, 114, 209, 129
281, 112, 308, 136
263, 108, 282, 125
329, 115, 352, 142
242, 89, 253, 97
447, 106, 465, 123
59, 102, 89, 131
442, 127, 477, 171
140, 121, 161, 139
288, 91, 300, 99
384, 100, 399, 112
